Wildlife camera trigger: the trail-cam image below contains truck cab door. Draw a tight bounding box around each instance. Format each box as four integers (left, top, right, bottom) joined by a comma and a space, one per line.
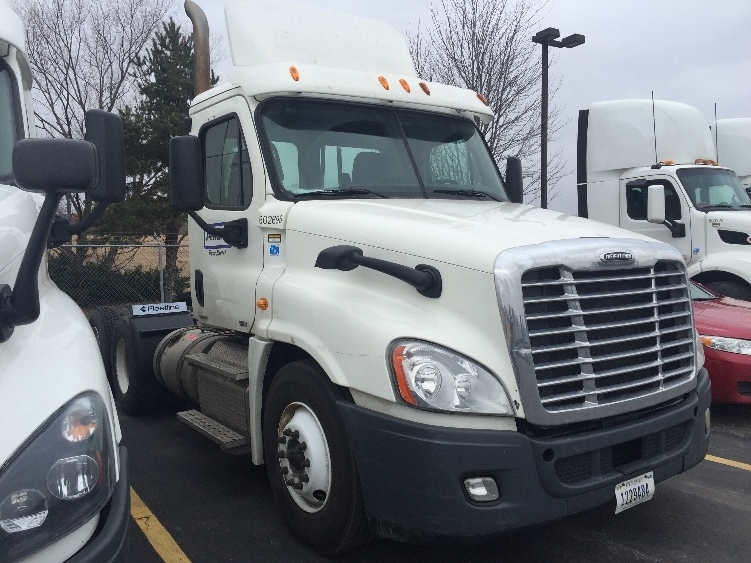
188, 96, 264, 332
621, 177, 693, 262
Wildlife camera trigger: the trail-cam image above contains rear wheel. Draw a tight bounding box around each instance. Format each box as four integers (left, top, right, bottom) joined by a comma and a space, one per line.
111, 318, 160, 416
263, 360, 370, 554
88, 306, 124, 384
704, 280, 751, 301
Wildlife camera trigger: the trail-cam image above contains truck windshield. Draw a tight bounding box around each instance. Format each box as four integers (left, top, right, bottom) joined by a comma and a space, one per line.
677, 168, 751, 211
0, 61, 20, 183
259, 98, 508, 201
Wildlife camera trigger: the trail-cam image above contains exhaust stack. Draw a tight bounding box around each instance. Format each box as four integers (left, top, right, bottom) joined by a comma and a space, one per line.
184, 0, 211, 96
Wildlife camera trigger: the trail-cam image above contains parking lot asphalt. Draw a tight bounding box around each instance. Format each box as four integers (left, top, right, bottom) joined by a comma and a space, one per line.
121, 403, 751, 563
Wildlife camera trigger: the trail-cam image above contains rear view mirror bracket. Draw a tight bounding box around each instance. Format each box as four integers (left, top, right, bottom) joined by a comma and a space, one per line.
662, 219, 686, 238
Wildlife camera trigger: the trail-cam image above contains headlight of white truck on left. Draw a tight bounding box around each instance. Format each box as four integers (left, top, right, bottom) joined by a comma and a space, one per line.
0, 393, 116, 561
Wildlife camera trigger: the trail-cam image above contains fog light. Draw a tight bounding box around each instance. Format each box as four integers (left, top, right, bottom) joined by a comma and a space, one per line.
704, 408, 711, 435
463, 477, 499, 502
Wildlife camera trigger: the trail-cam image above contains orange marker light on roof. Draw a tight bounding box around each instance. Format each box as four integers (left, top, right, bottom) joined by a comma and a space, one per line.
419, 82, 431, 95
399, 79, 411, 93
662, 160, 675, 166
289, 66, 300, 81
378, 76, 390, 90
476, 93, 489, 106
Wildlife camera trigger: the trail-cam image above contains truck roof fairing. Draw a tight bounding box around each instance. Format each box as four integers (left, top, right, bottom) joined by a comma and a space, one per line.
586, 100, 715, 182
220, 0, 494, 122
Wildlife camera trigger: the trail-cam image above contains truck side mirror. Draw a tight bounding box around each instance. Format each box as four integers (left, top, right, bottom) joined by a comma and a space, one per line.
84, 109, 126, 203
12, 139, 99, 194
169, 135, 248, 248
647, 184, 666, 224
505, 156, 523, 204
169, 136, 205, 212
3, 135, 103, 342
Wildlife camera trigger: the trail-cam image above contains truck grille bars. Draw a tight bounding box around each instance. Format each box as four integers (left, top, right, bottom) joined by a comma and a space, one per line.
495, 239, 696, 426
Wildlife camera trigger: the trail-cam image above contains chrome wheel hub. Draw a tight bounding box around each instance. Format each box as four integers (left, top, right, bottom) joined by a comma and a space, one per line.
276, 402, 331, 513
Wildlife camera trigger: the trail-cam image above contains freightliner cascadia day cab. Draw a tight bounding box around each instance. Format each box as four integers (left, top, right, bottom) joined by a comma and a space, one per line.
0, 0, 129, 560
712, 118, 751, 190
578, 99, 751, 301
107, 0, 710, 553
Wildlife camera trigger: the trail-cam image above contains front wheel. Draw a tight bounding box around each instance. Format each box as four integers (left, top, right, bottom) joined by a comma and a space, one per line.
263, 360, 370, 554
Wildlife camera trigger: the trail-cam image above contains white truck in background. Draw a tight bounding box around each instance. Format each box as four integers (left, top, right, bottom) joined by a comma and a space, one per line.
578, 99, 751, 300
712, 118, 751, 190
0, 0, 129, 560
102, 0, 710, 553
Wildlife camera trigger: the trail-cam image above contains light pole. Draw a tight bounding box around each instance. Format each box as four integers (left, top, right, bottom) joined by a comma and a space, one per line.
532, 27, 585, 209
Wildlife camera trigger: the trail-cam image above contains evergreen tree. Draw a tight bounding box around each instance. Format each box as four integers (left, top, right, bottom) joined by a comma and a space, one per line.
96, 18, 217, 300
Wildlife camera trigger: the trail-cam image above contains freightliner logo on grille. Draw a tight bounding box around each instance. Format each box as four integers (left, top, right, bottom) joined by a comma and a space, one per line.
600, 251, 634, 263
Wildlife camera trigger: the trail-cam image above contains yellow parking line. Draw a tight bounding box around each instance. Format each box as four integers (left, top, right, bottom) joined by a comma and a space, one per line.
706, 454, 751, 473
130, 487, 192, 563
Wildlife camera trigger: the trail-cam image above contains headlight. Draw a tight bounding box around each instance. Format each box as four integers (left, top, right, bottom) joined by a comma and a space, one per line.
700, 334, 751, 356
390, 341, 514, 415
0, 393, 116, 562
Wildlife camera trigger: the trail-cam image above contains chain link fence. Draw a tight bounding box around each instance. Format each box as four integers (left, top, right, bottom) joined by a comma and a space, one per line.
48, 240, 190, 311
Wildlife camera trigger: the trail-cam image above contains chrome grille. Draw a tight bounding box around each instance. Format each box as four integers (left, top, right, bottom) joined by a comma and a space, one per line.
521, 261, 694, 412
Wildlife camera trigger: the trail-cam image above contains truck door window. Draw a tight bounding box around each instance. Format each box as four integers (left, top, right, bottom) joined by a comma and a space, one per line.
677, 168, 751, 211
626, 182, 682, 220
0, 62, 21, 183
202, 115, 252, 208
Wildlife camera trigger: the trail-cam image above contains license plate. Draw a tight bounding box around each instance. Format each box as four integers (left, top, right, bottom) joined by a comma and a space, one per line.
614, 471, 654, 514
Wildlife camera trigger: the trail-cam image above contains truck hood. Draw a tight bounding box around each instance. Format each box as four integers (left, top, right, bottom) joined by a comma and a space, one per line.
704, 209, 751, 235
0, 183, 38, 281
287, 199, 653, 272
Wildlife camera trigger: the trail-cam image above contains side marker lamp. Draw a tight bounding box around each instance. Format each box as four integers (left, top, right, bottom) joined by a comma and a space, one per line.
289, 66, 300, 81
378, 76, 390, 90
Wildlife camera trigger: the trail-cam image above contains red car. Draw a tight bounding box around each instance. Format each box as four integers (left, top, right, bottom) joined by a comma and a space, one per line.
691, 282, 751, 403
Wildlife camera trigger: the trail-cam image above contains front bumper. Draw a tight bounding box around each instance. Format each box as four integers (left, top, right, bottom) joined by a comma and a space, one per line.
339, 369, 710, 541
704, 348, 751, 404
67, 447, 130, 563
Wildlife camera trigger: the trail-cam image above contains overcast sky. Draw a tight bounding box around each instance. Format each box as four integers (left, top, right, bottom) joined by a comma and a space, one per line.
188, 0, 751, 215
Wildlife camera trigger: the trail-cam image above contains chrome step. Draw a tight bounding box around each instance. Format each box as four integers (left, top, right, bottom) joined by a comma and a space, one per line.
177, 409, 249, 453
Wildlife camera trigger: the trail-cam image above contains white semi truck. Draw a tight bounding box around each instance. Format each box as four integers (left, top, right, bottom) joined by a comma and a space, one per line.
712, 118, 751, 189
578, 99, 751, 300
0, 0, 129, 560
106, 0, 710, 553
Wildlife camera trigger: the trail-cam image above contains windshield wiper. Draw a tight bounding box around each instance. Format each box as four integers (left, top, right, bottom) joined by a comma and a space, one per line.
433, 189, 501, 202
295, 188, 390, 199
697, 203, 736, 210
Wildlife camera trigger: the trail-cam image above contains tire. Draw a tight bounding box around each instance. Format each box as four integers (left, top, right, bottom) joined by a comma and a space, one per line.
263, 360, 370, 554
110, 318, 161, 416
704, 280, 751, 302
88, 306, 124, 384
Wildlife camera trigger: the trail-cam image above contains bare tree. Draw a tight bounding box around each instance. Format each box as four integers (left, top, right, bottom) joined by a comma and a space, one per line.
408, 0, 567, 203
19, 0, 171, 220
